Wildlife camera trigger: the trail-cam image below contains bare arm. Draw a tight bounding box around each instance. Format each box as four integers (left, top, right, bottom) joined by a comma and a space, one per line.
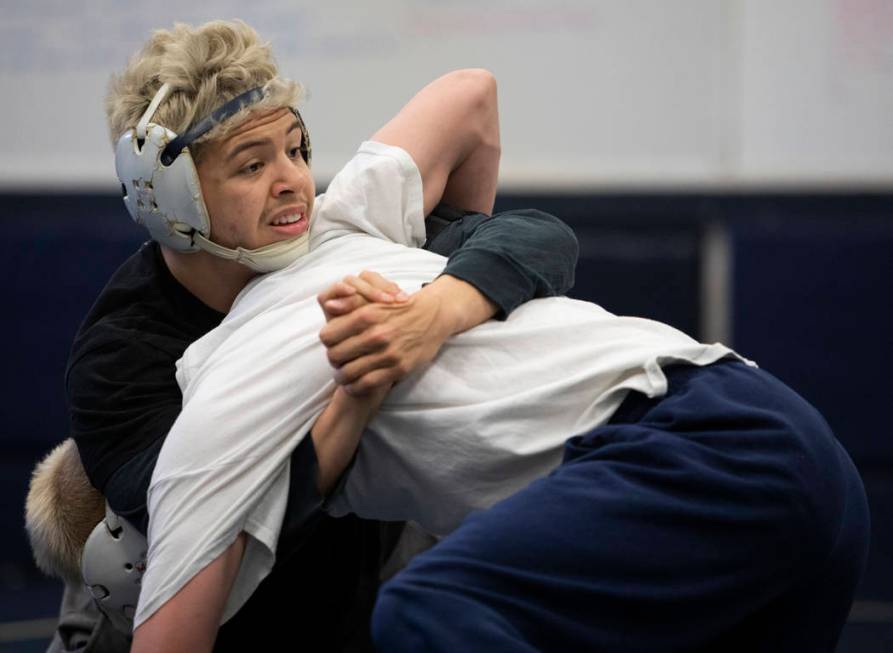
372, 69, 501, 216
309, 300, 392, 493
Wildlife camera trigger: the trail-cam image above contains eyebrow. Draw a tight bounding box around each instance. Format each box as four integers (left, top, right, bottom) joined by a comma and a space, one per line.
225, 120, 301, 163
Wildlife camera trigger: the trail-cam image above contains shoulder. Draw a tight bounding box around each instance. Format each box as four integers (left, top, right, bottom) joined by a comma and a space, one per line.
310, 141, 425, 248
66, 321, 182, 409
315, 141, 420, 212
69, 242, 222, 374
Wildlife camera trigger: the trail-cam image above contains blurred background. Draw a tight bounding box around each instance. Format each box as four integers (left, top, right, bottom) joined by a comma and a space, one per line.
1, 0, 891, 650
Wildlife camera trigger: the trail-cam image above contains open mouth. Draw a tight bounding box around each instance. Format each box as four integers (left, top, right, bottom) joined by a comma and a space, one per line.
268, 210, 308, 236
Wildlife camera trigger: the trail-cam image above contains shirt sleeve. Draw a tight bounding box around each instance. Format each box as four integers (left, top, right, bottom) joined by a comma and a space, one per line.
310, 141, 426, 249
424, 208, 580, 319
138, 310, 338, 627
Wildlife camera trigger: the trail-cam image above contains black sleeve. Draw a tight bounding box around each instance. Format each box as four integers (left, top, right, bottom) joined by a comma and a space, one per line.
67, 334, 184, 496
66, 335, 182, 533
423, 207, 579, 319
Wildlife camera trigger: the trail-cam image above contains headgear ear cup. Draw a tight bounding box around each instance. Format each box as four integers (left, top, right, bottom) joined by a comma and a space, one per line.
115, 82, 312, 272
116, 118, 210, 252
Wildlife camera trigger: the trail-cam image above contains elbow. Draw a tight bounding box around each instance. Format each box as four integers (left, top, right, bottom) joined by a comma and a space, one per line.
523, 209, 580, 258
560, 219, 580, 260
446, 69, 501, 156
556, 218, 580, 273
523, 210, 580, 288
560, 221, 579, 291
448, 68, 497, 101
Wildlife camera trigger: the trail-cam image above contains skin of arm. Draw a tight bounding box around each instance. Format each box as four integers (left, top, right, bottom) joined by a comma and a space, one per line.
310, 293, 392, 491
372, 68, 501, 217
131, 532, 246, 652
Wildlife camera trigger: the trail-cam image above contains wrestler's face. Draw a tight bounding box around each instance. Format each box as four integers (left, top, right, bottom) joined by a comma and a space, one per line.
196, 108, 314, 252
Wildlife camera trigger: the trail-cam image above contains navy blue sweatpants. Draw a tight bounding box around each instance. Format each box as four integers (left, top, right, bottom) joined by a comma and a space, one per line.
372, 361, 869, 652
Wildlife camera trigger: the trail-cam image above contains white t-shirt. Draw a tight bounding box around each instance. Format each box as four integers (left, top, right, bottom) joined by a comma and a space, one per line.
136, 141, 743, 627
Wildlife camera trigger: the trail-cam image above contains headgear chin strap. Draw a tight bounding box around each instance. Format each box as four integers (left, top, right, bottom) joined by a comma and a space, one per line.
192, 232, 308, 273
115, 82, 312, 273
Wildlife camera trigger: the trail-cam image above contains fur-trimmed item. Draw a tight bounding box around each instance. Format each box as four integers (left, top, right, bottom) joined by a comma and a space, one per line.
25, 438, 105, 584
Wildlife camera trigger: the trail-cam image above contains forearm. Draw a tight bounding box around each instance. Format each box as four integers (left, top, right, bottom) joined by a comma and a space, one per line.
310, 386, 388, 495
416, 274, 498, 338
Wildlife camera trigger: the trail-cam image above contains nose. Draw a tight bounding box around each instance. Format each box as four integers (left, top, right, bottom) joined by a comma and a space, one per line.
270, 154, 309, 198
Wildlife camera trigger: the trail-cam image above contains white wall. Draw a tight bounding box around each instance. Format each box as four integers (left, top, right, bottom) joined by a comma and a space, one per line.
0, 0, 890, 191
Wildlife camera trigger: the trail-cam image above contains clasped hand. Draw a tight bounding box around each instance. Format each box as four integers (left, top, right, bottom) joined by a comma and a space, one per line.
317, 271, 452, 395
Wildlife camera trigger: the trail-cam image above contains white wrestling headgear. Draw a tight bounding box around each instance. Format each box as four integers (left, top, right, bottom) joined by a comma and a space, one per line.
115, 82, 313, 273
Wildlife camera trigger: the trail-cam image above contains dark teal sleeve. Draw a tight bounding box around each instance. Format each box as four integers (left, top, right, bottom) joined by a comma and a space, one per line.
423, 207, 579, 319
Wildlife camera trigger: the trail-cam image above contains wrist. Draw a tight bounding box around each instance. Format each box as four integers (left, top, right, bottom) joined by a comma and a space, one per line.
312, 387, 385, 495
423, 274, 497, 336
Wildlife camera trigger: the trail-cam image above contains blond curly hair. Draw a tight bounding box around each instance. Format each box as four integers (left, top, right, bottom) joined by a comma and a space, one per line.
106, 19, 303, 159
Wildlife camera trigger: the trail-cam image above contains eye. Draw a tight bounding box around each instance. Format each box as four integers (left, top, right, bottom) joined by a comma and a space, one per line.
241, 161, 263, 175
288, 146, 301, 160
